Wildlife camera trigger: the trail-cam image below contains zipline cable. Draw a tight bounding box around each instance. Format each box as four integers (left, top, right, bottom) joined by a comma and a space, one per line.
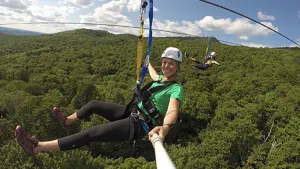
218, 40, 242, 46
198, 0, 300, 47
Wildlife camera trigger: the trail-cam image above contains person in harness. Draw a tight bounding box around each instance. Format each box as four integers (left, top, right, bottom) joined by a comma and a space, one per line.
186, 51, 220, 71
15, 47, 184, 156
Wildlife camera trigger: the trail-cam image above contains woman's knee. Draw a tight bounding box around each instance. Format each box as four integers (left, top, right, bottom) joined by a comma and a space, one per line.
86, 100, 101, 107
77, 100, 103, 119
84, 100, 108, 111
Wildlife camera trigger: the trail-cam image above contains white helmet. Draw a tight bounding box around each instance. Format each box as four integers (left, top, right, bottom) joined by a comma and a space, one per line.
161, 47, 182, 63
210, 51, 216, 56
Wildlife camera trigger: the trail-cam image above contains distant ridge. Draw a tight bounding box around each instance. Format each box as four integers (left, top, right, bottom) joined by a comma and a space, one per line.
0, 26, 44, 35
0, 27, 222, 44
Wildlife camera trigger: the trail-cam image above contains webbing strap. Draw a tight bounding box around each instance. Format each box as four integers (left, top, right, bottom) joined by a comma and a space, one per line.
138, 0, 153, 86
128, 80, 177, 135
148, 81, 177, 94
136, 0, 148, 84
139, 81, 177, 121
205, 38, 211, 60
140, 81, 177, 101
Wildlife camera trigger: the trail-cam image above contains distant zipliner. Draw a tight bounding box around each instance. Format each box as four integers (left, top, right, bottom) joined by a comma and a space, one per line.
185, 51, 220, 71
185, 38, 220, 74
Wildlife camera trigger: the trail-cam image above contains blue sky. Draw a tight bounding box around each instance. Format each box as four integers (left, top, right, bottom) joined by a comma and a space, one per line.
0, 0, 299, 48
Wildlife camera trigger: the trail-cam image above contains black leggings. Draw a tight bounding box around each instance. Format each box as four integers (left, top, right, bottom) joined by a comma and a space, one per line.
57, 100, 145, 151
194, 63, 209, 70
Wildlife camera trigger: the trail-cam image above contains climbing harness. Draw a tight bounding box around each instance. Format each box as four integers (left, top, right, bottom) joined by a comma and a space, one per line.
127, 80, 178, 140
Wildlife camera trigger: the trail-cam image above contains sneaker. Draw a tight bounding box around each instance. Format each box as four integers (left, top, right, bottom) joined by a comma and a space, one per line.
53, 107, 71, 126
15, 126, 39, 156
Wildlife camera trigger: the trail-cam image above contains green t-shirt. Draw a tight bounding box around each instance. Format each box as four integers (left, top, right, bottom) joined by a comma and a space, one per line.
137, 75, 184, 125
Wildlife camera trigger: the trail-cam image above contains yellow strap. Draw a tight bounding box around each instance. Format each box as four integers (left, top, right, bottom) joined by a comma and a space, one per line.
136, 16, 144, 84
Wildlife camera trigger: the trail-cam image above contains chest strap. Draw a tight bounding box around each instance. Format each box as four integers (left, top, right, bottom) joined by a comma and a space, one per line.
138, 81, 177, 125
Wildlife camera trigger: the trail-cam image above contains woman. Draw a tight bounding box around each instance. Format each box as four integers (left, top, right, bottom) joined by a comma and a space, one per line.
186, 51, 220, 71
15, 47, 184, 156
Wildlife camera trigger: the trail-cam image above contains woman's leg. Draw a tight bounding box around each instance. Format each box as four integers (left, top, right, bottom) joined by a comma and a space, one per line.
194, 60, 201, 64
64, 100, 127, 125
202, 64, 209, 70
194, 64, 204, 70
37, 116, 144, 152
65, 113, 80, 125
194, 63, 209, 70
36, 140, 60, 152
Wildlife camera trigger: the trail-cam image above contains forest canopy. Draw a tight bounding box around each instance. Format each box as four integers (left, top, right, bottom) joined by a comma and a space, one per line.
0, 28, 300, 169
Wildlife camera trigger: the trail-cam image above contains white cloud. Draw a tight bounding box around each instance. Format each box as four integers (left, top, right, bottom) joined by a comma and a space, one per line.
241, 42, 270, 48
0, 0, 78, 33
79, 0, 136, 34
80, 0, 125, 22
30, 5, 77, 22
196, 16, 278, 39
239, 35, 249, 40
0, 0, 160, 34
126, 0, 140, 12
258, 11, 275, 21
0, 5, 77, 23
0, 0, 136, 34
0, 1, 26, 9
288, 38, 300, 48
60, 0, 94, 7
79, 1, 200, 37
0, 0, 77, 22
0, 0, 38, 10
146, 19, 201, 37
126, 0, 158, 12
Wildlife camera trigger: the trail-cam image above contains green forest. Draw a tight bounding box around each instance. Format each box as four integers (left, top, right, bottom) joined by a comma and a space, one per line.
0, 29, 300, 169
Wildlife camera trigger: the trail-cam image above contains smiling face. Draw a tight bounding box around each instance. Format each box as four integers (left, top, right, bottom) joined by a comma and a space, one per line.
161, 57, 179, 78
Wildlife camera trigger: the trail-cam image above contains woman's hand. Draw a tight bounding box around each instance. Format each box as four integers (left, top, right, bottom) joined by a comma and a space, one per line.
148, 125, 169, 141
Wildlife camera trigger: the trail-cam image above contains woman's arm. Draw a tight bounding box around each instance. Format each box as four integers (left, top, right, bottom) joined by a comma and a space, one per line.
189, 57, 198, 62
163, 98, 179, 128
148, 98, 180, 141
212, 60, 220, 65
148, 62, 159, 81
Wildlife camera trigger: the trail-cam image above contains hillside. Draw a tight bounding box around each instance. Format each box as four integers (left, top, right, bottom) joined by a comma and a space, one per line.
0, 28, 300, 169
